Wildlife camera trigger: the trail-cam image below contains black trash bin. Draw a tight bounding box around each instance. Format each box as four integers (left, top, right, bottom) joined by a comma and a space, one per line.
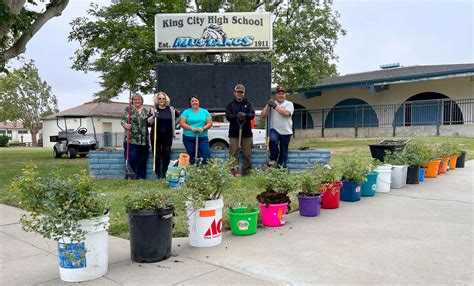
456, 151, 467, 168
368, 139, 410, 162
406, 165, 420, 184
127, 206, 174, 263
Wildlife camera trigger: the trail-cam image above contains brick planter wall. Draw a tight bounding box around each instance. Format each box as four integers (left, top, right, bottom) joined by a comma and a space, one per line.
89, 149, 331, 179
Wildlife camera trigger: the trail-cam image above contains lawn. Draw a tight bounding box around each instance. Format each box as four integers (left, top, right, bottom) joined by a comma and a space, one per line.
1, 136, 472, 239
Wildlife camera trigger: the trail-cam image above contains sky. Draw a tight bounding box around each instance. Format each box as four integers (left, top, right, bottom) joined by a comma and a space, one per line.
15, 0, 474, 111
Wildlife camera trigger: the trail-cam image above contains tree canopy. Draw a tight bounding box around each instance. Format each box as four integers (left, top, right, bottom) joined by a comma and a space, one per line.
0, 61, 58, 146
0, 0, 70, 71
69, 0, 345, 100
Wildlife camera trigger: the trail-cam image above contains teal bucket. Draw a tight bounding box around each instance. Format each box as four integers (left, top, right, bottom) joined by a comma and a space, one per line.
361, 172, 378, 197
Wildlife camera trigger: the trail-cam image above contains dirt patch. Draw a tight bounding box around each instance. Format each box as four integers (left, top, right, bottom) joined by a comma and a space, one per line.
329, 146, 368, 154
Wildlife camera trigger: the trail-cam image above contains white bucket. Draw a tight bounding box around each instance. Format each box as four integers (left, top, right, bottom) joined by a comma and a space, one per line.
375, 165, 392, 193
391, 165, 408, 189
186, 197, 224, 247
58, 214, 109, 282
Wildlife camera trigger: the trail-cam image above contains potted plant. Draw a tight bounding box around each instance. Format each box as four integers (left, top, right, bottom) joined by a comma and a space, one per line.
422, 144, 442, 178
456, 147, 467, 168
254, 167, 296, 226
296, 168, 323, 217
227, 191, 259, 236
437, 143, 452, 174
401, 142, 427, 184
316, 164, 342, 209
183, 158, 233, 247
12, 166, 110, 282
338, 156, 368, 202
361, 159, 381, 197
124, 188, 175, 263
446, 143, 462, 170
384, 150, 408, 189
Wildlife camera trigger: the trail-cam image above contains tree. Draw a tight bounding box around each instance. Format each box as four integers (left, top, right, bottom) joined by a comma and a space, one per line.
0, 61, 58, 146
69, 0, 345, 99
0, 0, 69, 70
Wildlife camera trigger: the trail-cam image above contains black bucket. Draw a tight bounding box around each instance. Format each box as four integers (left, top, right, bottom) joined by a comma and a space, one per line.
406, 165, 420, 184
456, 151, 466, 168
127, 206, 174, 263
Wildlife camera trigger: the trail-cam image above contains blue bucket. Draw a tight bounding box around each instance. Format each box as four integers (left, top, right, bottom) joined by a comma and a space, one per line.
419, 167, 426, 182
361, 172, 378, 197
340, 181, 361, 202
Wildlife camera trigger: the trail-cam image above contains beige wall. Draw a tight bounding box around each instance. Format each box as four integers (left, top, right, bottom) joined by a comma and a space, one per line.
288, 76, 474, 110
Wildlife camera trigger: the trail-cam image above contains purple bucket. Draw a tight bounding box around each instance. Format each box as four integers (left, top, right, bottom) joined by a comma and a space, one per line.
297, 194, 322, 217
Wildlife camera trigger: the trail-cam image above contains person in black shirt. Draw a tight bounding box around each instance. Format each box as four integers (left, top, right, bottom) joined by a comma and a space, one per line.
147, 92, 180, 179
225, 84, 255, 176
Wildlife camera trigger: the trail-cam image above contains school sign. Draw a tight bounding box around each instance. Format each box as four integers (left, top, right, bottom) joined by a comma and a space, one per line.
154, 12, 272, 53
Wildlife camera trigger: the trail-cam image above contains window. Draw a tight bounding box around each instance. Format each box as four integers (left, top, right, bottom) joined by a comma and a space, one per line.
0, 130, 5, 135
18, 130, 28, 134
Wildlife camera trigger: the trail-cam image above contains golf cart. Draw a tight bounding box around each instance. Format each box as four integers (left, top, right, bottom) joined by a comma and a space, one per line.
50, 115, 98, 159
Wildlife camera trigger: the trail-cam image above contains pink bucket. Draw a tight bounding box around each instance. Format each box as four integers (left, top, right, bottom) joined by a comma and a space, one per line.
258, 202, 289, 227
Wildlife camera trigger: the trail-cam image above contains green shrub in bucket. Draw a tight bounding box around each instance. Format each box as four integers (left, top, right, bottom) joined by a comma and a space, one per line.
254, 167, 298, 226
227, 182, 260, 235
12, 166, 110, 282
124, 188, 177, 263
296, 168, 323, 217
181, 159, 234, 247
361, 159, 381, 197
338, 155, 369, 202
318, 164, 343, 209
400, 142, 427, 184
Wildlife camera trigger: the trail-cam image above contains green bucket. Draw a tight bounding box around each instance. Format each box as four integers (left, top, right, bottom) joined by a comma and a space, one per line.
227, 207, 259, 236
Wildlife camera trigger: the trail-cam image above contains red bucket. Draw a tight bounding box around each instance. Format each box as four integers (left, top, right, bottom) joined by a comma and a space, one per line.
319, 181, 343, 209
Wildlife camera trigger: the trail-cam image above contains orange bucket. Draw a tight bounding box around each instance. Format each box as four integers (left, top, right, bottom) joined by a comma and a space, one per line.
440, 157, 449, 173
178, 153, 190, 167
449, 155, 458, 170
425, 160, 441, 178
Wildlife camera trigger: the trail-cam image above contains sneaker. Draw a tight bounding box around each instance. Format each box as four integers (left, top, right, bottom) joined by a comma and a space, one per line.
267, 160, 277, 167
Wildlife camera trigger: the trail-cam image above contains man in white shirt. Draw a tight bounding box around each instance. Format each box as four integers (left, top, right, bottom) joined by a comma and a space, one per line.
261, 86, 294, 168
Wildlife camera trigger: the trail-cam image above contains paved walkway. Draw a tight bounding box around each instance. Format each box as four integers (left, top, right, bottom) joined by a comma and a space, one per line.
1, 161, 473, 285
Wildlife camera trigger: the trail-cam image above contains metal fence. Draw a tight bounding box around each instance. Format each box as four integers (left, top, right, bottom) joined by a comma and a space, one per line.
95, 98, 474, 145
293, 97, 474, 129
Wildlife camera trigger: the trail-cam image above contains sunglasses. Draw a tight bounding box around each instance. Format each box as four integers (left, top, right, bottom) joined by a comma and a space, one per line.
157, 98, 166, 100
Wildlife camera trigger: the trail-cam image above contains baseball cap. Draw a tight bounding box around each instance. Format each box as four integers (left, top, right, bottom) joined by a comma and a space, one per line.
234, 84, 245, 92
275, 86, 286, 93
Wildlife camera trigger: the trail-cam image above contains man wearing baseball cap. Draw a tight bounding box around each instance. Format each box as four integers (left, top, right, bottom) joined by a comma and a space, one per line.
261, 85, 294, 168
225, 83, 255, 175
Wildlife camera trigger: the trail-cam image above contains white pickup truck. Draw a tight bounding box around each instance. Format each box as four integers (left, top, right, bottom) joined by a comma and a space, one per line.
172, 112, 267, 150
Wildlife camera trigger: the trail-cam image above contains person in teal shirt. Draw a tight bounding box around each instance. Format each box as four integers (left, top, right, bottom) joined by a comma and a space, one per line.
179, 96, 213, 165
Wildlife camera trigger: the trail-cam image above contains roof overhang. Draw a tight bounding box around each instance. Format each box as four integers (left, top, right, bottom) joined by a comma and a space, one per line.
299, 69, 474, 100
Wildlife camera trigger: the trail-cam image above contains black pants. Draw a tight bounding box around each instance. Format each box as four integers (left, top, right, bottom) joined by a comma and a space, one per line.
129, 144, 149, 179
152, 132, 173, 178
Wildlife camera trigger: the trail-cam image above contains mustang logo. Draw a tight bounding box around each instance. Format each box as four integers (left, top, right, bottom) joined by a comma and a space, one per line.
201, 24, 227, 40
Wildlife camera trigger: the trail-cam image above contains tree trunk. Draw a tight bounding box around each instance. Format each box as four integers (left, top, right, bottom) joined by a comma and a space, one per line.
30, 130, 38, 147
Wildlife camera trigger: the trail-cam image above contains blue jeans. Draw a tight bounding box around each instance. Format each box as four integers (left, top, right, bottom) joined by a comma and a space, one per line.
269, 129, 292, 168
183, 135, 211, 165
128, 144, 149, 179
